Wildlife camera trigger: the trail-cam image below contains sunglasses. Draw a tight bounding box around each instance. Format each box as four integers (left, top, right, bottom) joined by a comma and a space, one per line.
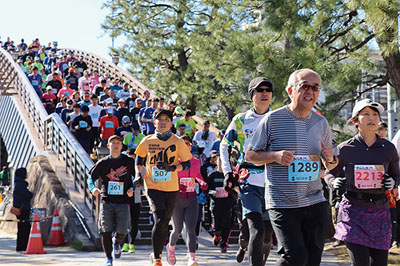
255, 87, 273, 93
297, 83, 320, 92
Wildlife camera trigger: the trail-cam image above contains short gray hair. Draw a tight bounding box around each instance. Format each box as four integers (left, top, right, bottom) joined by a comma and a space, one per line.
285, 68, 321, 94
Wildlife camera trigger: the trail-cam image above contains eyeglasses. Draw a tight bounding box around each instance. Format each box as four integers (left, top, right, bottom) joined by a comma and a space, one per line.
297, 83, 320, 92
255, 87, 273, 93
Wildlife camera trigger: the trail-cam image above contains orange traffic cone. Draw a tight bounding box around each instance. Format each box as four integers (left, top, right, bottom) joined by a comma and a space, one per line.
23, 214, 47, 254
46, 209, 65, 246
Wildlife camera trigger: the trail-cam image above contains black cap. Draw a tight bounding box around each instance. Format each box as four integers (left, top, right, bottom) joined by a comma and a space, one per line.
153, 109, 173, 121
248, 77, 274, 91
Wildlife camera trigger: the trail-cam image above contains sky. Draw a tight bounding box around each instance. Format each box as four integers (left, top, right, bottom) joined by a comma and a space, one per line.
0, 0, 123, 65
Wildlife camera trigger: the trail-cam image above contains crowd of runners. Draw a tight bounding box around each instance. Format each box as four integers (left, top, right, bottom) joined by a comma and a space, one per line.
4, 37, 400, 266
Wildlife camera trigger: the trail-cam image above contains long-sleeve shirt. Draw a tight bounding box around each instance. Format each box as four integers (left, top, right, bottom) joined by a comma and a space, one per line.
178, 158, 205, 199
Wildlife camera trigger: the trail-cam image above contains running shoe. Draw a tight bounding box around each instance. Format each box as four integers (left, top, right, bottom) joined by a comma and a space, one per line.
236, 247, 246, 263
153, 260, 163, 266
187, 257, 198, 266
128, 244, 135, 254
167, 244, 177, 265
213, 236, 220, 246
121, 243, 129, 252
104, 258, 113, 266
221, 246, 227, 253
150, 253, 163, 266
113, 242, 121, 259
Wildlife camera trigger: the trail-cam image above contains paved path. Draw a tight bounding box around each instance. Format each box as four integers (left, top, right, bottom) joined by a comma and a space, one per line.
0, 230, 349, 266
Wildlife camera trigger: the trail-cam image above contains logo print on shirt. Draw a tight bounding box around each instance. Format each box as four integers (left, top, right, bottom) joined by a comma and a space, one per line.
106, 166, 128, 181
244, 129, 254, 138
149, 144, 176, 164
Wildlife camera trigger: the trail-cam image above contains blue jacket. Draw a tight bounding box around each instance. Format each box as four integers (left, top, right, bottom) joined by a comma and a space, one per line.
13, 176, 33, 211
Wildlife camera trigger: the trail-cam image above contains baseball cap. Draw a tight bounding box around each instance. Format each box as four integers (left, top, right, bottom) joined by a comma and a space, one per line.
118, 98, 126, 103
248, 77, 274, 99
106, 98, 113, 104
122, 115, 131, 124
351, 99, 384, 118
153, 109, 173, 121
66, 100, 74, 105
65, 80, 71, 84
106, 106, 114, 114
209, 150, 219, 158
135, 98, 142, 104
108, 135, 122, 143
174, 106, 183, 115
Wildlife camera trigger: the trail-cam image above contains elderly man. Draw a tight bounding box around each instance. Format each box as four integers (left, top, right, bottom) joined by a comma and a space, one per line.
245, 69, 337, 266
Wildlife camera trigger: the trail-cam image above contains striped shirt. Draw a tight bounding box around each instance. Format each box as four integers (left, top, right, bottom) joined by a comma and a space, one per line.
249, 106, 332, 209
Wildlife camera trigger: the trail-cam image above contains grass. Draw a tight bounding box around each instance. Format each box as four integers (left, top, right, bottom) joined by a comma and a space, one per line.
325, 240, 400, 265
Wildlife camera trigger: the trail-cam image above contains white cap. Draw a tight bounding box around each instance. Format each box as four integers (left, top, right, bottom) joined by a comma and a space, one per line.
105, 98, 113, 104
107, 106, 114, 114
352, 98, 384, 118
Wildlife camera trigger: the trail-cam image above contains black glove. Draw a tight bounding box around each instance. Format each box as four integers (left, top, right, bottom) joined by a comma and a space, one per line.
332, 177, 346, 190
133, 172, 143, 187
156, 161, 177, 172
382, 174, 395, 190
224, 172, 237, 193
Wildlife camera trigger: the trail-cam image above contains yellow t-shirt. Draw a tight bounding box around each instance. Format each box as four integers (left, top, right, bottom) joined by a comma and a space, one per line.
135, 134, 192, 192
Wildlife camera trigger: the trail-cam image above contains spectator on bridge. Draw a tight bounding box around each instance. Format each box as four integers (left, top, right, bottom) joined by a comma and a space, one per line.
13, 167, 33, 252
61, 99, 74, 122
115, 115, 133, 138
116, 82, 131, 100
72, 105, 93, 154
125, 89, 138, 111
130, 98, 142, 130
66, 104, 81, 131
55, 96, 67, 114
78, 70, 91, 95
28, 66, 42, 98
73, 56, 88, 76
175, 110, 196, 139
99, 107, 119, 147
57, 80, 74, 99
115, 99, 130, 123
79, 91, 92, 107
90, 69, 100, 89
65, 68, 79, 90
89, 94, 102, 151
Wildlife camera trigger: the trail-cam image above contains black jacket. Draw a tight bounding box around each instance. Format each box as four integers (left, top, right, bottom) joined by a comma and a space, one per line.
13, 176, 33, 211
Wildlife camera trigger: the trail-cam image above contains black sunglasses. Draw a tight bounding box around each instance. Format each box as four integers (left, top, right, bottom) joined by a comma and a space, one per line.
255, 87, 273, 93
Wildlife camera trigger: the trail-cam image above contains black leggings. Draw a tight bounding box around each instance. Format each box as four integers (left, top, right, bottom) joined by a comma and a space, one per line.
124, 203, 141, 245
246, 212, 273, 266
102, 231, 126, 259
346, 242, 388, 266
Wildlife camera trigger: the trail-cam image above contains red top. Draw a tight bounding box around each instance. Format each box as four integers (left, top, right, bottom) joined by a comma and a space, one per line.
178, 157, 205, 199
99, 115, 119, 140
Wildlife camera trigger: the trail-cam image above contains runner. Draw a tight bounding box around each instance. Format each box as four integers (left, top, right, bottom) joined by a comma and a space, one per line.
167, 135, 208, 266
246, 69, 337, 266
325, 99, 399, 265
134, 109, 192, 266
87, 135, 135, 266
220, 77, 274, 265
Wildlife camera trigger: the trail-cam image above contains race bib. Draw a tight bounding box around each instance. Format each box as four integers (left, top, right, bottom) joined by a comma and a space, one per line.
197, 140, 205, 148
92, 113, 99, 119
105, 121, 114, 128
135, 114, 139, 121
288, 155, 320, 182
152, 166, 172, 182
78, 68, 83, 73
216, 187, 228, 198
354, 165, 384, 189
180, 178, 195, 192
185, 124, 191, 132
52, 89, 58, 94
107, 181, 124, 195
83, 85, 90, 91
62, 64, 68, 70
32, 80, 39, 86
79, 121, 88, 128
